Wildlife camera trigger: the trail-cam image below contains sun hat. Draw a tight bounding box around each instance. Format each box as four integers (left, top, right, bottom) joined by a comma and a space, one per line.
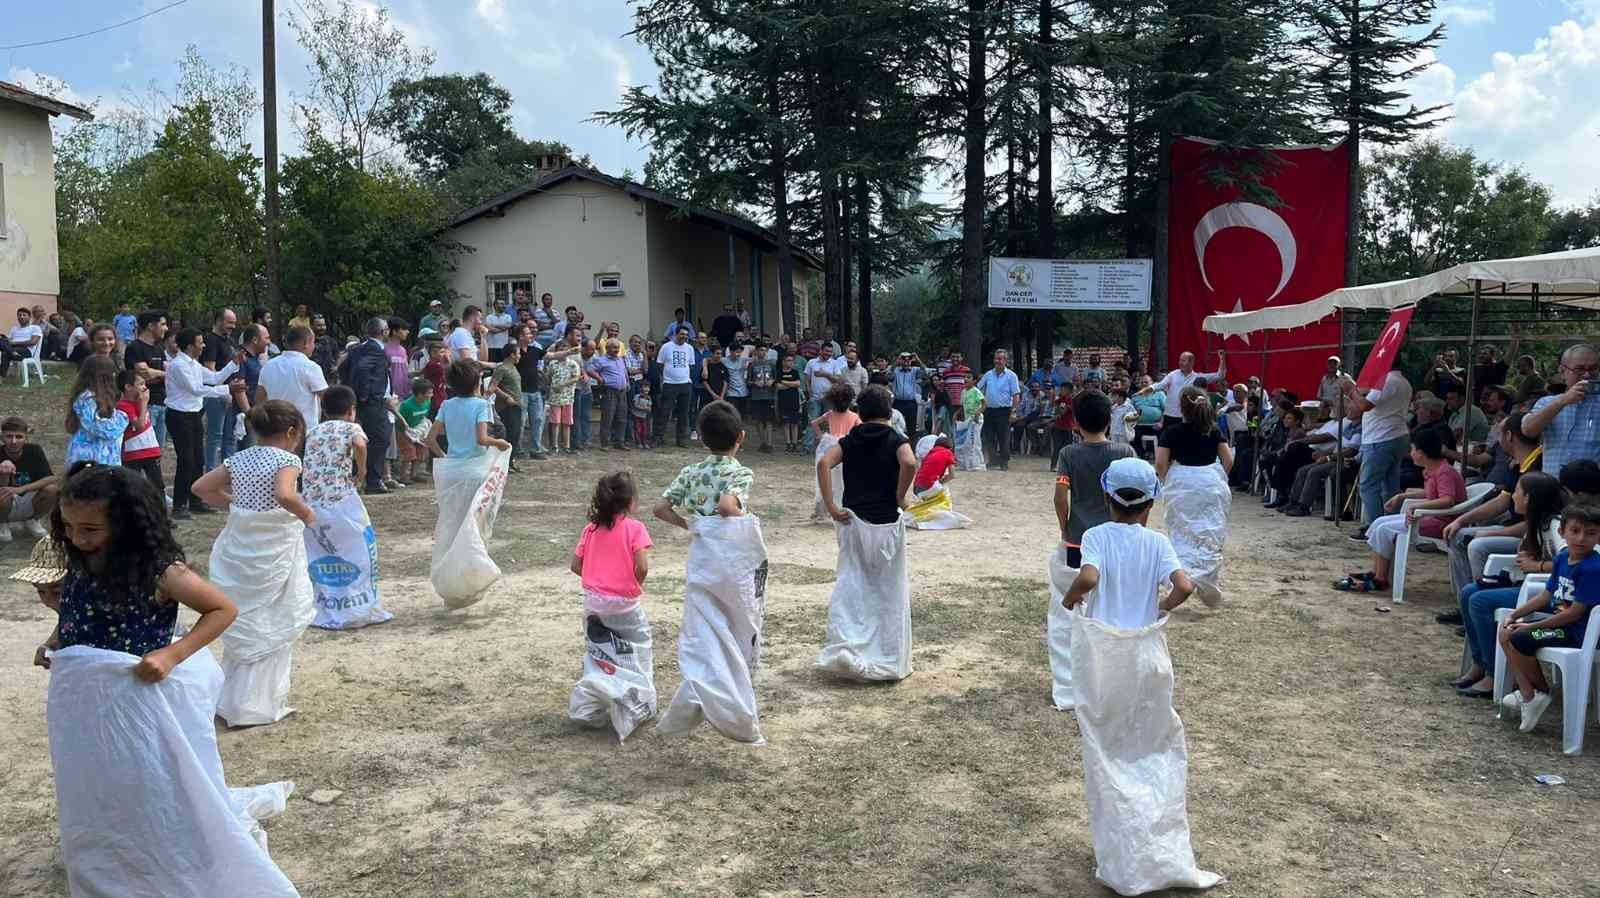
1101, 457, 1161, 506
9, 537, 67, 585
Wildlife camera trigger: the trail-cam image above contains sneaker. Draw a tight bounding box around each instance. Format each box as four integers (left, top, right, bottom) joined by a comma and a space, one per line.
1519, 691, 1553, 732
1348, 529, 1368, 542
171, 508, 193, 521
384, 479, 404, 490
24, 518, 47, 538
531, 452, 548, 461
1434, 610, 1463, 625
1284, 504, 1310, 518
1501, 691, 1524, 712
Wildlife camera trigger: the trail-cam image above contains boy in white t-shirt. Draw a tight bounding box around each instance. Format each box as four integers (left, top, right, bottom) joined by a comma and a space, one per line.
1064, 457, 1196, 628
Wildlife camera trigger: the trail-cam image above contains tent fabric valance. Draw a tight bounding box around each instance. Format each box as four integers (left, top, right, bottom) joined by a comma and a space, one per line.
1201, 246, 1600, 338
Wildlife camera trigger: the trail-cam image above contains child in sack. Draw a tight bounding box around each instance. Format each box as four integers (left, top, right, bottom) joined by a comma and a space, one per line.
1063, 457, 1196, 626
653, 401, 771, 743
569, 472, 656, 740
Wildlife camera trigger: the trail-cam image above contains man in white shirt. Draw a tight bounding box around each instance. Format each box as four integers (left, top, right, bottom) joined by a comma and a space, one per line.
483, 299, 513, 363
166, 327, 242, 519
1139, 350, 1226, 426
1343, 369, 1413, 535
257, 325, 329, 435
2, 307, 43, 378
655, 327, 697, 447
448, 305, 484, 364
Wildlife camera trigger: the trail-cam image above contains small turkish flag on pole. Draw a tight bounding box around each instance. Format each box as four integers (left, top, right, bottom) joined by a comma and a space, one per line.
1355, 306, 1417, 392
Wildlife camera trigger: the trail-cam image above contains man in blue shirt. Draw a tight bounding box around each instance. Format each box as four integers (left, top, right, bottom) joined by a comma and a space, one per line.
891, 351, 928, 442
112, 303, 138, 344
976, 350, 1022, 470
661, 307, 697, 342
1523, 343, 1600, 477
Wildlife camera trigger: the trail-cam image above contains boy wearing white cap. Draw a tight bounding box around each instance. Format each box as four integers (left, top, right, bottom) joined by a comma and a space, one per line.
1063, 457, 1197, 627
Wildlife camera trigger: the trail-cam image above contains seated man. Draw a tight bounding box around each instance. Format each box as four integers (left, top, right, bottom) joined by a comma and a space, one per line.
1439, 413, 1543, 605
1280, 417, 1361, 518
1400, 394, 1456, 489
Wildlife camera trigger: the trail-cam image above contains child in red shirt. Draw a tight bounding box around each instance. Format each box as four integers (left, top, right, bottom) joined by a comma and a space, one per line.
421, 342, 449, 414
914, 436, 956, 496
115, 370, 162, 493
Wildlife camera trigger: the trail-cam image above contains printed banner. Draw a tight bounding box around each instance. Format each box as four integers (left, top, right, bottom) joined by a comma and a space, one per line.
1167, 138, 1350, 397
988, 258, 1152, 311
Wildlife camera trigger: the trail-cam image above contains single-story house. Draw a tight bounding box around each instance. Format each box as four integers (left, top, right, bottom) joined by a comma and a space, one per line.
440, 166, 820, 340
0, 81, 93, 316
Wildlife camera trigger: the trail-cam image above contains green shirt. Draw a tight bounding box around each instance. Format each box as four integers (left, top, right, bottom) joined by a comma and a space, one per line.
962, 387, 984, 421
662, 454, 755, 517
490, 360, 522, 409
397, 396, 430, 428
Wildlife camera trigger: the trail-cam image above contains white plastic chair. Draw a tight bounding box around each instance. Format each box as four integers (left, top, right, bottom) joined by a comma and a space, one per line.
1466, 521, 1561, 676
1390, 482, 1497, 603
1492, 588, 1600, 755
18, 340, 45, 386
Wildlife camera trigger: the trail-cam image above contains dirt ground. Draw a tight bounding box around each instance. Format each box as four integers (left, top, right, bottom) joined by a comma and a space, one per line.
3, 371, 1600, 898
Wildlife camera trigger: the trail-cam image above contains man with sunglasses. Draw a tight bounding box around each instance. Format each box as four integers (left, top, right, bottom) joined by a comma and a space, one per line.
1523, 343, 1600, 476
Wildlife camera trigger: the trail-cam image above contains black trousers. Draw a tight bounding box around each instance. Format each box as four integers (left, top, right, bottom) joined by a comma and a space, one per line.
657, 382, 693, 444
169, 408, 205, 510
893, 399, 920, 443
982, 407, 1012, 469
127, 456, 165, 494
356, 400, 391, 487
499, 403, 523, 458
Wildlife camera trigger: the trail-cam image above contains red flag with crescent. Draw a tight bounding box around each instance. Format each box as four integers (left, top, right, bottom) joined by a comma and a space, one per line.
1167, 138, 1351, 397
1355, 306, 1416, 391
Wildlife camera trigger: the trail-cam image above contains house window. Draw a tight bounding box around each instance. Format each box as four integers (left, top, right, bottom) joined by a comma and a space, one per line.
592, 272, 624, 296
487, 275, 534, 307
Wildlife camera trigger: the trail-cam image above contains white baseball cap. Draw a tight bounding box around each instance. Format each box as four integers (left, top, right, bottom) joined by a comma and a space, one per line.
1101, 457, 1161, 506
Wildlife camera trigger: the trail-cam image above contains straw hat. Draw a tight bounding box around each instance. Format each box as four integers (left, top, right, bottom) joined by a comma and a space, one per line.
9, 537, 67, 585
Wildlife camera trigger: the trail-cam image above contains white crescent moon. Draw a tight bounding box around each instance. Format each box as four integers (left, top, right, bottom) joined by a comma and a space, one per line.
1375, 321, 1403, 358
1193, 202, 1298, 302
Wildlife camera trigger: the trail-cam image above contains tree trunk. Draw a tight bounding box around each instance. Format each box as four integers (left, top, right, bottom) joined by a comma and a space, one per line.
1033, 0, 1056, 372
855, 174, 873, 358
821, 170, 844, 333
959, 0, 989, 368
1342, 1, 1362, 354
1151, 129, 1173, 372
839, 175, 854, 342
769, 69, 797, 336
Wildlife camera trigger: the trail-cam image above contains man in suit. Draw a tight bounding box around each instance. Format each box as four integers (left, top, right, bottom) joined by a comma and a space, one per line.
338, 317, 395, 494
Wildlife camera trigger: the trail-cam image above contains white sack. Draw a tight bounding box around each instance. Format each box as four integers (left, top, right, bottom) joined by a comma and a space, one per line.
914, 433, 938, 462
905, 480, 973, 531
1045, 546, 1079, 710
431, 447, 511, 609
814, 512, 913, 681
47, 645, 300, 898
657, 515, 770, 744
955, 420, 986, 471
569, 602, 657, 741
812, 434, 844, 521
306, 493, 391, 630
1162, 462, 1231, 592
1071, 611, 1221, 897
210, 506, 315, 727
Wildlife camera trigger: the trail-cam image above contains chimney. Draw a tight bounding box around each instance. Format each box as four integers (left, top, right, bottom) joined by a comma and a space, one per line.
534, 152, 572, 173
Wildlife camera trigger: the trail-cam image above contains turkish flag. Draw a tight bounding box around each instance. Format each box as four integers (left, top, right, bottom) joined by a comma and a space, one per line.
1355, 306, 1416, 391
1167, 138, 1350, 398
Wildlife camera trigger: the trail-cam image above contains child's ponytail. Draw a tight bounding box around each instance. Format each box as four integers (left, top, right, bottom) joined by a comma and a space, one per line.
588, 472, 637, 529
1179, 385, 1216, 434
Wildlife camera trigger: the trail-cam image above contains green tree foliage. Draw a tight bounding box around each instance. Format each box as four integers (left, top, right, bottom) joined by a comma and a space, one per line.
278, 136, 462, 334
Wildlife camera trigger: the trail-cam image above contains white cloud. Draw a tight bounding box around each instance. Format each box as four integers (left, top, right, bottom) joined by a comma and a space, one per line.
593, 38, 634, 97
1429, 13, 1600, 205
1438, 2, 1496, 26
474, 0, 509, 35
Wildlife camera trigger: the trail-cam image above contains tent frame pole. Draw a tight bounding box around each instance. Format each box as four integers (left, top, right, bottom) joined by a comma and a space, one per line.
1333, 309, 1346, 528
1463, 279, 1482, 473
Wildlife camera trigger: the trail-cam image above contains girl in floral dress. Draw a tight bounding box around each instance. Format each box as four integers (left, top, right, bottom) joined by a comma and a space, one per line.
65, 355, 133, 466
302, 386, 391, 629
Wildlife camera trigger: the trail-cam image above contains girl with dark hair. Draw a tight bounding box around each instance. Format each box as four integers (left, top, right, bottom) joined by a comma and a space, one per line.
1452, 472, 1565, 697
302, 386, 391, 630
568, 471, 656, 740
41, 466, 298, 896
1155, 385, 1235, 605
86, 323, 120, 368
192, 400, 317, 727
65, 355, 131, 466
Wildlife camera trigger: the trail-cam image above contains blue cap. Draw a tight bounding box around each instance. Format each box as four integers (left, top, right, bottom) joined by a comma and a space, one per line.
1101, 457, 1160, 506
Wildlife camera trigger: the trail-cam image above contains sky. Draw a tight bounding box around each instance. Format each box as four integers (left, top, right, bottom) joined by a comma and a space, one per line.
4, 0, 1600, 208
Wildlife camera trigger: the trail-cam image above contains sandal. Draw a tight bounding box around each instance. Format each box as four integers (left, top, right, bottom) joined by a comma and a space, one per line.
1333, 573, 1388, 593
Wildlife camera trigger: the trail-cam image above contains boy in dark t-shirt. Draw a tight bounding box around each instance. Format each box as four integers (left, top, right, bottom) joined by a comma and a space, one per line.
0, 417, 58, 540
1055, 391, 1135, 568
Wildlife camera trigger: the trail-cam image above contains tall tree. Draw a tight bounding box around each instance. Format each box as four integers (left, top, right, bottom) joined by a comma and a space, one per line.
958, 0, 992, 367
1300, 0, 1447, 286
289, 0, 435, 170
1033, 0, 1058, 370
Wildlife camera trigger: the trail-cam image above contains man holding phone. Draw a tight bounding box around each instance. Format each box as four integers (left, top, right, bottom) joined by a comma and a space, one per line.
1522, 344, 1600, 476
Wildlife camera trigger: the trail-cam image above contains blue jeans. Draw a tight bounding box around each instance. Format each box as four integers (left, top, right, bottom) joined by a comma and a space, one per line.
149, 404, 168, 450
203, 396, 238, 471
575, 390, 593, 449
1358, 435, 1409, 527
1460, 583, 1521, 672
521, 391, 545, 454
803, 398, 825, 451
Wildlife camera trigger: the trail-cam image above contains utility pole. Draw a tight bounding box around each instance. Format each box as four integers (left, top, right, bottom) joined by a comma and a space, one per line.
263, 0, 282, 308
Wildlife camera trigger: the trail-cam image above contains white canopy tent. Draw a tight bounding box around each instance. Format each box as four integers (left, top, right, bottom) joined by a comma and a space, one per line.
1202, 246, 1600, 339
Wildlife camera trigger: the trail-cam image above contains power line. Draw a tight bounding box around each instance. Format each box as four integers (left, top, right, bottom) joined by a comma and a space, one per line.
0, 0, 190, 51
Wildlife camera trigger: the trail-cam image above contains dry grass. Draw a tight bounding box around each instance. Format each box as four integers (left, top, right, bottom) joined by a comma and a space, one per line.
2, 367, 1600, 898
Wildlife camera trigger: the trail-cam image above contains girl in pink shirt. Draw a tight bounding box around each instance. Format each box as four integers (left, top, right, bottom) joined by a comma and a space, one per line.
569, 472, 657, 740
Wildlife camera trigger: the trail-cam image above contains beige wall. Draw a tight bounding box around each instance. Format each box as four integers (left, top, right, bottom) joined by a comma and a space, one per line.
444, 179, 651, 338
0, 100, 61, 308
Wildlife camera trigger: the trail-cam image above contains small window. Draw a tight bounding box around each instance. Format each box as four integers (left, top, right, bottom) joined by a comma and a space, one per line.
593, 272, 624, 296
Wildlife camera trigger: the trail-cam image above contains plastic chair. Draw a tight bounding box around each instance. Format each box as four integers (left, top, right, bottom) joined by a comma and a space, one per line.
1492, 590, 1600, 755
1390, 482, 1497, 603
19, 342, 46, 386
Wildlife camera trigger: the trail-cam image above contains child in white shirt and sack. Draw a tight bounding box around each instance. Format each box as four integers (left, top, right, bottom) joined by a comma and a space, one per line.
1062, 457, 1222, 896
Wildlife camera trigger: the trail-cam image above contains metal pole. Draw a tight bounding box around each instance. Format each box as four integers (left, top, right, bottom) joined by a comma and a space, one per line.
1333, 308, 1346, 528
1254, 332, 1270, 492
262, 0, 281, 309
1462, 279, 1482, 472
